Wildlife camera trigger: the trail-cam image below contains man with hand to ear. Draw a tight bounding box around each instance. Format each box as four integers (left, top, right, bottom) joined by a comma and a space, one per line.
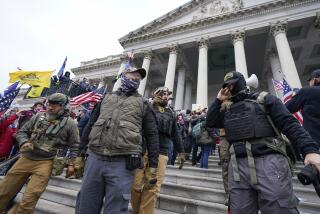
0, 93, 80, 214
206, 71, 320, 214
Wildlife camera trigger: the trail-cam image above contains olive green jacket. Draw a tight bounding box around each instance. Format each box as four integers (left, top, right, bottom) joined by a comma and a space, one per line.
16, 112, 80, 161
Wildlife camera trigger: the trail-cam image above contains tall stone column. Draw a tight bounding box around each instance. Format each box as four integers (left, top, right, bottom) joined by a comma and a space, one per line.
269, 51, 284, 99
231, 30, 248, 79
138, 51, 152, 96
315, 12, 320, 29
112, 54, 127, 91
270, 21, 302, 88
196, 39, 208, 107
165, 46, 178, 92
174, 67, 186, 110
184, 80, 192, 110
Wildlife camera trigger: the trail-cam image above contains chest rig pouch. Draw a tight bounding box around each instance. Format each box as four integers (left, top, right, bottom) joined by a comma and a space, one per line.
224, 100, 275, 142
31, 115, 68, 153
154, 107, 174, 137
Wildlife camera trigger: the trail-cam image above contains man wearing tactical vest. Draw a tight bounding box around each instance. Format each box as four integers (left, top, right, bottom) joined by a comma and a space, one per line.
206, 71, 320, 214
131, 86, 185, 214
0, 93, 80, 214
75, 65, 159, 214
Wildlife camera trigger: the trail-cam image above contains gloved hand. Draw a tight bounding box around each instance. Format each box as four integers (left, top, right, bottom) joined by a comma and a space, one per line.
144, 167, 157, 190
66, 164, 75, 179
178, 153, 186, 170
20, 142, 34, 152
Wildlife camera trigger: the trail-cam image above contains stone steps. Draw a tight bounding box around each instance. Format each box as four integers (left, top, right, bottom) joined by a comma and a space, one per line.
1, 155, 318, 213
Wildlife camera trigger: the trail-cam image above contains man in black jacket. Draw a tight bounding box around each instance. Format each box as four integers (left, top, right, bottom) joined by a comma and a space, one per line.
131, 86, 185, 214
286, 69, 320, 148
206, 71, 320, 214
76, 66, 159, 214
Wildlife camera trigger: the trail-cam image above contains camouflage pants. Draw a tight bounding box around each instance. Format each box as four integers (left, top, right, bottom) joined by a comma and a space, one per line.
219, 137, 230, 195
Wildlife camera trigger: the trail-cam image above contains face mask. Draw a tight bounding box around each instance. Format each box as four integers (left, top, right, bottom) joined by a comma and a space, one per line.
121, 74, 140, 93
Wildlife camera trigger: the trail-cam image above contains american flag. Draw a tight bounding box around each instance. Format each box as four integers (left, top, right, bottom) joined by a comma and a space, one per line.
282, 79, 303, 125
272, 79, 283, 91
70, 91, 103, 108
0, 88, 20, 112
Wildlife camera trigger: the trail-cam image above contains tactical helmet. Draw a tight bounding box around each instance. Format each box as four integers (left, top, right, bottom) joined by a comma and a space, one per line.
47, 93, 69, 106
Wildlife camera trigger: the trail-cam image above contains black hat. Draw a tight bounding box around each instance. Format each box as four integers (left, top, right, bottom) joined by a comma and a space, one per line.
222, 71, 244, 88
308, 69, 320, 81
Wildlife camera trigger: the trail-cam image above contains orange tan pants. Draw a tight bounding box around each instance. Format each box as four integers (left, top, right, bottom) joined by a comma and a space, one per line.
0, 156, 53, 214
131, 154, 168, 214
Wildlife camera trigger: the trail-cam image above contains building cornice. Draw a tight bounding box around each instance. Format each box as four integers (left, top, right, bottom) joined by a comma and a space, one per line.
71, 58, 121, 75
119, 0, 318, 47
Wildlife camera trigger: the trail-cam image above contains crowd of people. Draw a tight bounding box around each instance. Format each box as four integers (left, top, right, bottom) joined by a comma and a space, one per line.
0, 66, 320, 214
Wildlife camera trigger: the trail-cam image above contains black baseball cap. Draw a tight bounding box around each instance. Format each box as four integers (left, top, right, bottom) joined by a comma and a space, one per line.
308, 69, 320, 81
222, 71, 244, 88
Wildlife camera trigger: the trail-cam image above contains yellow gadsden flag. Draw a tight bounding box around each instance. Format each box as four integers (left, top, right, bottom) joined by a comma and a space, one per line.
9, 71, 53, 88
26, 86, 46, 98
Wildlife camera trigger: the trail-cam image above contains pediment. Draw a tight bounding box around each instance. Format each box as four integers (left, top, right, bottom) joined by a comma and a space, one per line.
119, 0, 243, 44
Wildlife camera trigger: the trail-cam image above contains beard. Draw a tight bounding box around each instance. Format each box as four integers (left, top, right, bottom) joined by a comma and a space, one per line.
153, 96, 168, 107
46, 109, 64, 121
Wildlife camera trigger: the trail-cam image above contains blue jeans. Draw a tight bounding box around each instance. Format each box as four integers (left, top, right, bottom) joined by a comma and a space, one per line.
200, 144, 212, 169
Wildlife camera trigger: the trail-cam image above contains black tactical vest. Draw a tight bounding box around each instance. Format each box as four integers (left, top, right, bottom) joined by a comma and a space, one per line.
224, 100, 275, 142
153, 106, 174, 137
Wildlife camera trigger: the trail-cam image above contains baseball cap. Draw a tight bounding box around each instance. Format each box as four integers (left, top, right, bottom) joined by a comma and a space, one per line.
308, 69, 320, 81
222, 71, 244, 88
122, 66, 146, 79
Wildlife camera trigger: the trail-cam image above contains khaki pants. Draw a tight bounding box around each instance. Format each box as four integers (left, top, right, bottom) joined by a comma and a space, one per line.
131, 154, 168, 214
0, 156, 53, 214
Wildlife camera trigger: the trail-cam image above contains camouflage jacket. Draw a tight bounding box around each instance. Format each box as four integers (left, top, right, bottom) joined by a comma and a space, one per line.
16, 112, 80, 161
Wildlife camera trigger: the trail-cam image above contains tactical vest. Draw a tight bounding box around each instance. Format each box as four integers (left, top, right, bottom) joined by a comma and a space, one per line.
30, 113, 68, 157
226, 92, 296, 185
224, 99, 275, 142
88, 93, 144, 156
153, 106, 174, 137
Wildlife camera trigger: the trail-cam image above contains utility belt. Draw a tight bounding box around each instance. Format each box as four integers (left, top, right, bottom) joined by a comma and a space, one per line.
88, 150, 143, 171
229, 137, 293, 185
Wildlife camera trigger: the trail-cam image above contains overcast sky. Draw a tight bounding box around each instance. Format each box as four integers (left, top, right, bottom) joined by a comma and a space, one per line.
0, 0, 189, 92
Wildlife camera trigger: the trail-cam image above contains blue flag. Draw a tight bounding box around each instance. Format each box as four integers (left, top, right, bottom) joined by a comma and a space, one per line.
0, 87, 20, 112
0, 81, 20, 98
57, 56, 67, 78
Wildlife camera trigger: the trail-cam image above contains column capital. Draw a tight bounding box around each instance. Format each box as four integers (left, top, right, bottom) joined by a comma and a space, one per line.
198, 38, 209, 49
315, 12, 320, 29
168, 45, 178, 54
143, 51, 153, 60
231, 30, 245, 44
270, 21, 287, 37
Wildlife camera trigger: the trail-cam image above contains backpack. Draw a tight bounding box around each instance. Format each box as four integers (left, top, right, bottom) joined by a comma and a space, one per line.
192, 121, 204, 139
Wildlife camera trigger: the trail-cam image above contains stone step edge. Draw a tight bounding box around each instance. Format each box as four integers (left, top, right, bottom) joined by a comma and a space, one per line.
49, 176, 316, 198
158, 194, 228, 212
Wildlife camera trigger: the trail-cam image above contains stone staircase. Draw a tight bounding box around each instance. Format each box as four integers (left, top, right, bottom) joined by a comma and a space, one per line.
2, 155, 319, 214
